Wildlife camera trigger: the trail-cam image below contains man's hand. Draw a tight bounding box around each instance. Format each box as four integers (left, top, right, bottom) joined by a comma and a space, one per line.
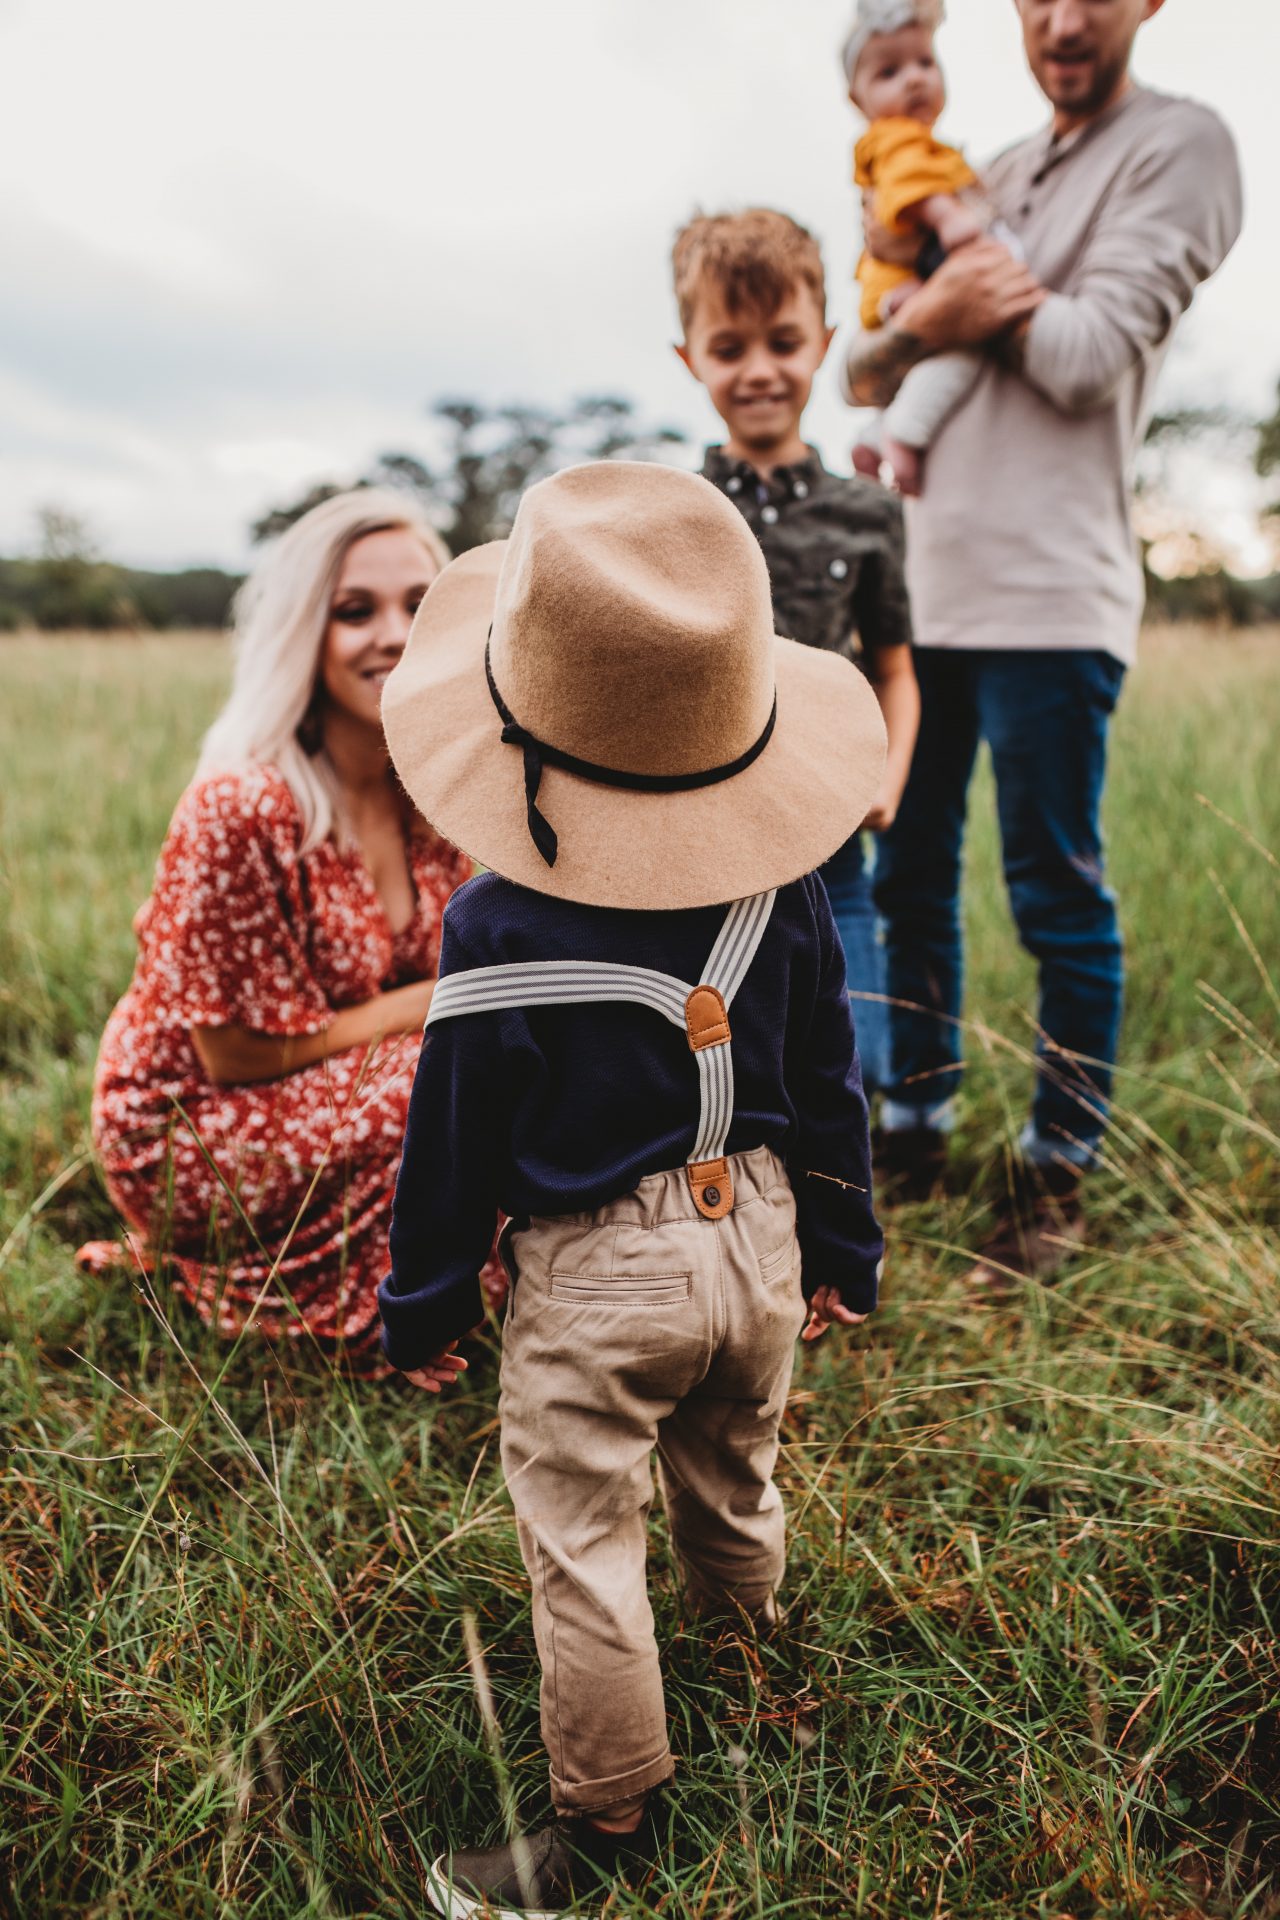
403, 1342, 469, 1393
802, 1286, 871, 1343
898, 239, 1045, 352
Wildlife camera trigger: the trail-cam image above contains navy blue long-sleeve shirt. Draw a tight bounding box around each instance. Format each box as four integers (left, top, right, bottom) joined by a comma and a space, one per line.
378, 869, 883, 1372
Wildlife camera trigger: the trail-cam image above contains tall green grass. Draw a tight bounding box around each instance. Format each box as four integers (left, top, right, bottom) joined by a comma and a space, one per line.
2, 629, 1278, 1918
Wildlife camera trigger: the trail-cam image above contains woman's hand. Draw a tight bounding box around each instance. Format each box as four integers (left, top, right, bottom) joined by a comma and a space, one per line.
802, 1286, 870, 1343
383, 978, 435, 1034
191, 978, 435, 1086
402, 1342, 468, 1393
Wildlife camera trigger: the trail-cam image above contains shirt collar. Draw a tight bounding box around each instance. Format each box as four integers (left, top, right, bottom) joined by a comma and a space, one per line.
1027, 82, 1147, 183
701, 446, 826, 502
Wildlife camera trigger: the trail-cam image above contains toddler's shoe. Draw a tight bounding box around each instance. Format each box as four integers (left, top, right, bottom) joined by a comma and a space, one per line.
426, 1808, 658, 1918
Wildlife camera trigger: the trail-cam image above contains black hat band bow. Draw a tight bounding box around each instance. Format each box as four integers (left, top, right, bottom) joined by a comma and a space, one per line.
484, 631, 777, 868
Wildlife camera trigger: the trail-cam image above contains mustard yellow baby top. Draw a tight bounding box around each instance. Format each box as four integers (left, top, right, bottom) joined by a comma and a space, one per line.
854, 116, 978, 329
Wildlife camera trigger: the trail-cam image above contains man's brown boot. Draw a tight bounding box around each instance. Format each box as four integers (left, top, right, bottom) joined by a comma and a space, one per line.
965, 1159, 1086, 1293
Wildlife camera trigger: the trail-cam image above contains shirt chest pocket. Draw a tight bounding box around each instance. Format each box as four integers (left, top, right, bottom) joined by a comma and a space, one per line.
774, 557, 859, 651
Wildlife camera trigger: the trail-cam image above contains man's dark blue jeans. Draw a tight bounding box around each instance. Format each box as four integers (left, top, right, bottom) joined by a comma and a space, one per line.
873, 647, 1126, 1169
821, 828, 889, 1099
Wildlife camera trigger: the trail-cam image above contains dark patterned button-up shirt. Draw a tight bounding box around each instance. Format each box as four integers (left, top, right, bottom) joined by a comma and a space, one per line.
701, 447, 913, 666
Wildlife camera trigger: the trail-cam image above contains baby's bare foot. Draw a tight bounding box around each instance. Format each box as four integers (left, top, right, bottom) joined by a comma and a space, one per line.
852, 443, 883, 480
884, 435, 924, 496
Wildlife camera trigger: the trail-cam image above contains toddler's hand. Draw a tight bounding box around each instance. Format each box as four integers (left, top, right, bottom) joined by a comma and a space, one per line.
402, 1342, 468, 1393
802, 1285, 870, 1343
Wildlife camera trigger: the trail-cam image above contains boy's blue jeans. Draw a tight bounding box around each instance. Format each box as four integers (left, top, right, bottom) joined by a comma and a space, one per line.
873, 647, 1126, 1169
821, 830, 889, 1098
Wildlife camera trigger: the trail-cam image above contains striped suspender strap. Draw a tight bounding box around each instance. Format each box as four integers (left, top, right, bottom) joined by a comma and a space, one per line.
427, 959, 688, 1030
425, 889, 778, 1219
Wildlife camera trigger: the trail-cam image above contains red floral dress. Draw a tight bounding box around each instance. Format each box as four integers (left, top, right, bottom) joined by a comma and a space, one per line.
91, 766, 470, 1361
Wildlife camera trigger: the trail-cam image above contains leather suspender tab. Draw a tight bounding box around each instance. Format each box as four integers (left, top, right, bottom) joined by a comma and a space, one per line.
687, 1157, 734, 1220
685, 985, 731, 1052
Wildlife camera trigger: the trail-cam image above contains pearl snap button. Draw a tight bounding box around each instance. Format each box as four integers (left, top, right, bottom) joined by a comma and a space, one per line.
793, 481, 808, 498
760, 505, 778, 524
727, 476, 742, 493
703, 1185, 721, 1208
829, 558, 848, 579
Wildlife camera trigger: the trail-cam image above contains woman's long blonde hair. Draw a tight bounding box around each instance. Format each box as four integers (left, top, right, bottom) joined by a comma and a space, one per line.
197, 489, 451, 852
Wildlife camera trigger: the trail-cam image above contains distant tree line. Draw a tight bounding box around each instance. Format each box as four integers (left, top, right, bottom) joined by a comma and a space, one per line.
6, 385, 1280, 632
0, 511, 241, 633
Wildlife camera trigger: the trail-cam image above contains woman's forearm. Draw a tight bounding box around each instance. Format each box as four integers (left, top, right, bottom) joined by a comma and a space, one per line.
191, 980, 434, 1086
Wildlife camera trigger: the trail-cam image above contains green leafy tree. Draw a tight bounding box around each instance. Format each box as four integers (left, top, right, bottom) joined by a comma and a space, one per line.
251, 396, 688, 551
249, 481, 353, 546
1255, 378, 1280, 519
28, 507, 133, 630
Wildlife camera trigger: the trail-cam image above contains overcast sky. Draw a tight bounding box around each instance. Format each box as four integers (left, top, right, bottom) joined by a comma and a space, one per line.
1, 0, 1271, 571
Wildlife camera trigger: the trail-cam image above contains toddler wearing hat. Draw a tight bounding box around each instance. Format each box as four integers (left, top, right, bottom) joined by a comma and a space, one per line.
842, 0, 1020, 494
377, 461, 886, 1916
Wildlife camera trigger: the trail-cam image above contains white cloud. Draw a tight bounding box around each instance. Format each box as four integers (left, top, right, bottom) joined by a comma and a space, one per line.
0, 0, 1271, 569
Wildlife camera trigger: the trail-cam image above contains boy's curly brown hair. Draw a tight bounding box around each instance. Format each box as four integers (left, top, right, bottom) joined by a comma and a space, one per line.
672, 208, 827, 336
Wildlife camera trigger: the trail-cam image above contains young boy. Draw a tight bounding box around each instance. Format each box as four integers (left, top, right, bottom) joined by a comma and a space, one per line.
841, 0, 1021, 494
672, 207, 919, 1098
377, 461, 887, 1916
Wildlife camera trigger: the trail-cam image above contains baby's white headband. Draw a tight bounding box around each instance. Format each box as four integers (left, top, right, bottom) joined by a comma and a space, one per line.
840, 0, 946, 89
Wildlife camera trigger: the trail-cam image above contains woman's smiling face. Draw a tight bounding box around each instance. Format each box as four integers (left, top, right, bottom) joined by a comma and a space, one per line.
319, 526, 439, 731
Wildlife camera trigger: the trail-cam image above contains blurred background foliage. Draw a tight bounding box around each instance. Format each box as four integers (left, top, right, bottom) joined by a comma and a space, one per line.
4, 383, 1280, 633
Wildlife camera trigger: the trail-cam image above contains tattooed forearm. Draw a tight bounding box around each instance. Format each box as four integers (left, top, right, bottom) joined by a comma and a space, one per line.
842, 326, 929, 409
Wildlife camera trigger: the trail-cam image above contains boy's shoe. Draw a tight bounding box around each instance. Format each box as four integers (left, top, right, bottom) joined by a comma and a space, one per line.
426, 1811, 656, 1919
964, 1161, 1086, 1293
872, 1125, 948, 1202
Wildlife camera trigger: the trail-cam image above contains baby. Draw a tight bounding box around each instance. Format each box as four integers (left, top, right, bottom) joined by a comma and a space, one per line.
842, 0, 1018, 494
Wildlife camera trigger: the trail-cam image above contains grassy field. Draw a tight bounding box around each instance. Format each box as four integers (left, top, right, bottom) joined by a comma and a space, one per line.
1, 628, 1278, 1920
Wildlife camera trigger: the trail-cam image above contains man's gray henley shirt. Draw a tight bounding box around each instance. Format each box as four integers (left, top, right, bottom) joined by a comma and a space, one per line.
902, 85, 1243, 665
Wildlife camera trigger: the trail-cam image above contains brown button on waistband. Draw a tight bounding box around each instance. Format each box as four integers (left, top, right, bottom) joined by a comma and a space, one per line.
688, 1157, 733, 1220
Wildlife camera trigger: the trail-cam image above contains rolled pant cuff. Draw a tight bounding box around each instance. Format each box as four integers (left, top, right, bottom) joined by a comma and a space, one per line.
551, 1749, 675, 1816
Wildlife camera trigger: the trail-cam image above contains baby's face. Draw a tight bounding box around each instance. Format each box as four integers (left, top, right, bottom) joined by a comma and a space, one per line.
851, 23, 946, 125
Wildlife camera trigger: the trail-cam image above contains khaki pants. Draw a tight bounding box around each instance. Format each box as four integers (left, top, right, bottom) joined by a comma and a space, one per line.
498, 1144, 806, 1814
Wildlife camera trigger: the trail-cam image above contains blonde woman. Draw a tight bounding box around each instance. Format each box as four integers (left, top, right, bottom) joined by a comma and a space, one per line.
89, 490, 493, 1365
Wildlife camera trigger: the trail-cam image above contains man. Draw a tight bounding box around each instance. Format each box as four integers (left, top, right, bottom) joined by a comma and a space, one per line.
843, 0, 1243, 1281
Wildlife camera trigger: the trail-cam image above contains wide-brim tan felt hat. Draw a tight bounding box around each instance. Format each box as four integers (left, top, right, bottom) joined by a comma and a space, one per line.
382, 460, 887, 912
